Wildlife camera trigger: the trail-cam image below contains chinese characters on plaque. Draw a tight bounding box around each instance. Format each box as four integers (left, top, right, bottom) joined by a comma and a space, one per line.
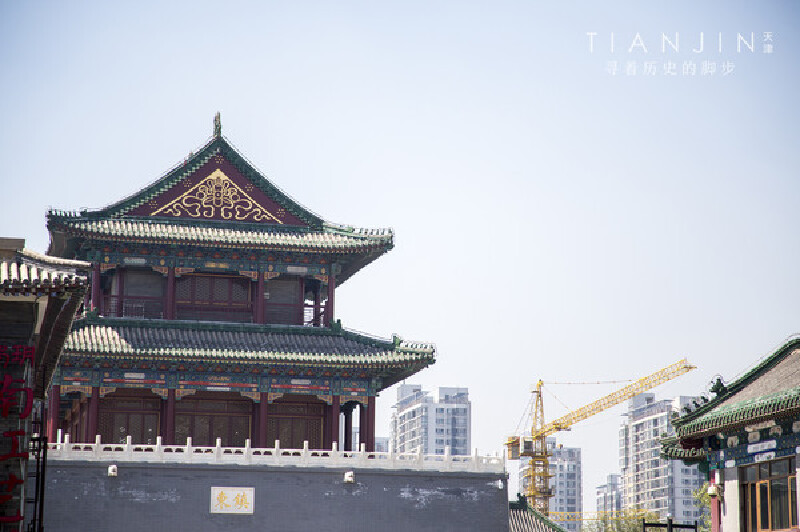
0, 344, 36, 526
210, 487, 254, 515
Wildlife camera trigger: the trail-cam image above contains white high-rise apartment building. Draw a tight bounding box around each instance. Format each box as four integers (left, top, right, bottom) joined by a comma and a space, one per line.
619, 393, 704, 521
518, 437, 582, 532
390, 384, 471, 455
596, 473, 622, 513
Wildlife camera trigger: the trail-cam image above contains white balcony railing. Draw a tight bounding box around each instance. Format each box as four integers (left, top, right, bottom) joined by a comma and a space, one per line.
44, 433, 506, 474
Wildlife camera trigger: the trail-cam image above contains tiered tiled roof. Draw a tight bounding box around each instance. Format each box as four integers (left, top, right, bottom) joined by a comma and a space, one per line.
64, 316, 435, 387
670, 337, 800, 439
1, 247, 89, 296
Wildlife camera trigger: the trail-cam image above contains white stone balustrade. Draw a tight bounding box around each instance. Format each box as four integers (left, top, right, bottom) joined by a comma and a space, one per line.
44, 433, 505, 474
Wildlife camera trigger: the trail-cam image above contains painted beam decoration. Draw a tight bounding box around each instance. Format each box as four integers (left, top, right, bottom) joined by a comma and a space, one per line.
704, 417, 800, 470
55, 366, 376, 402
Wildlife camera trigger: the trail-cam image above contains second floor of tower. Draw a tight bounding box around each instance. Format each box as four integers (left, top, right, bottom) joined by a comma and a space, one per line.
45, 116, 395, 327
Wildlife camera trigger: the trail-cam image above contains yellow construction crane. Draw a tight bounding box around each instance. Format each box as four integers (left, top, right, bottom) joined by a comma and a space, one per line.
505, 358, 696, 515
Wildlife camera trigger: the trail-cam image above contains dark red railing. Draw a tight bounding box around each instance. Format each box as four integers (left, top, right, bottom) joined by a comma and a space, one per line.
264, 303, 326, 326
176, 302, 253, 323
102, 295, 164, 319
100, 296, 328, 326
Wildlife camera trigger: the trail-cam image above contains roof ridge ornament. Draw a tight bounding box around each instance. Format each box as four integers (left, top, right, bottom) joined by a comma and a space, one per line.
214, 112, 222, 137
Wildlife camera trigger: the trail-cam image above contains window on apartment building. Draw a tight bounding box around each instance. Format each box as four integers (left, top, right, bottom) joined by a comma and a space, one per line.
739, 457, 797, 532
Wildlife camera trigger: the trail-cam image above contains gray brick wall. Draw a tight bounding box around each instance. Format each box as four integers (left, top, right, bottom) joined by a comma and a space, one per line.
37, 462, 509, 532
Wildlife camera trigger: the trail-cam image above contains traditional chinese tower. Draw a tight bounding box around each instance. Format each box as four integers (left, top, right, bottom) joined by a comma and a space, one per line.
45, 114, 435, 452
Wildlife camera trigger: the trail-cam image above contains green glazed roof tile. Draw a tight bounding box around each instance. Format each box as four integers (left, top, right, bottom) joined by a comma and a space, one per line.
508, 499, 568, 532
671, 336, 800, 438
49, 216, 393, 252
64, 317, 435, 369
675, 385, 800, 438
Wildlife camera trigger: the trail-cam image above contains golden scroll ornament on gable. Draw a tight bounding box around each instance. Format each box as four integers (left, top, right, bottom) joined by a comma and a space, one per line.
152, 169, 283, 223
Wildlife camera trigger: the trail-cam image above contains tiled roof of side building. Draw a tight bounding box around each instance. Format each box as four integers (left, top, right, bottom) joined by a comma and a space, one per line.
1, 247, 90, 295
674, 385, 800, 439
64, 316, 435, 375
509, 497, 568, 532
672, 336, 800, 439
47, 215, 394, 252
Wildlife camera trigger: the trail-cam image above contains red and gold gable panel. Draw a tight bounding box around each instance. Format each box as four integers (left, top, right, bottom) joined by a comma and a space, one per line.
127, 154, 307, 226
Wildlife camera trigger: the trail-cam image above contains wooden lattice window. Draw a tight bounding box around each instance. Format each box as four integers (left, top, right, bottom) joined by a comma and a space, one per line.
265, 398, 325, 449
173, 397, 253, 446
98, 396, 161, 445
175, 274, 253, 322
740, 457, 797, 532
264, 278, 303, 325
176, 274, 251, 305
125, 270, 164, 298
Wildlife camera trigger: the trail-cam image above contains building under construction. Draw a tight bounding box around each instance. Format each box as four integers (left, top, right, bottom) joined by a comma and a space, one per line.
619, 393, 704, 520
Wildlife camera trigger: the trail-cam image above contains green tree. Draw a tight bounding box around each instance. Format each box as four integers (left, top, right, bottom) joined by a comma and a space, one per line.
692, 482, 712, 532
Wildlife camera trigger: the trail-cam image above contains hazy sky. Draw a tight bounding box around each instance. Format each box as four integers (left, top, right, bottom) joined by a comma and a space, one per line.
2, 0, 799, 511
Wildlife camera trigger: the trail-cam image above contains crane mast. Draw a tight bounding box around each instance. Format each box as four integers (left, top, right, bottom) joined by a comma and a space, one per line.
506, 358, 696, 515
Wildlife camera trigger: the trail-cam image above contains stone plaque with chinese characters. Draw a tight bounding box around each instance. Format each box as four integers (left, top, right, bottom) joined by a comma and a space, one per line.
210, 487, 254, 514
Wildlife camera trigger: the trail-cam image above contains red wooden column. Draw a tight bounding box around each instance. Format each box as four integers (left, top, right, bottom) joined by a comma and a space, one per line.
87, 387, 99, 442
325, 271, 336, 327
343, 405, 353, 451
165, 267, 176, 320
164, 389, 176, 444
297, 277, 305, 325
91, 263, 102, 313
327, 395, 340, 450
79, 401, 87, 443
364, 395, 375, 452
46, 385, 60, 442
116, 267, 125, 317
359, 397, 375, 452
255, 273, 265, 324
710, 471, 721, 532
258, 392, 269, 447
313, 286, 321, 327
